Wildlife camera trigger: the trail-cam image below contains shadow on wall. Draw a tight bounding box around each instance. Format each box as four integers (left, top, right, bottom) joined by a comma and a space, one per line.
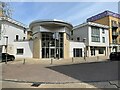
46, 61, 119, 82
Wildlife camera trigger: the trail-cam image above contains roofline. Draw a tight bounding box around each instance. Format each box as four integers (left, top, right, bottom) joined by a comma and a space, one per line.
87, 10, 120, 22
0, 16, 28, 29
73, 22, 109, 30
29, 19, 73, 29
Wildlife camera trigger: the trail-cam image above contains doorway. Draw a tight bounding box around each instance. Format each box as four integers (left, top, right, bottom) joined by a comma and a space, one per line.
50, 48, 55, 58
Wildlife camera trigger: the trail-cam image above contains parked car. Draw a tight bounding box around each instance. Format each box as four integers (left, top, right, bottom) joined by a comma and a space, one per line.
109, 52, 120, 61
2, 53, 15, 62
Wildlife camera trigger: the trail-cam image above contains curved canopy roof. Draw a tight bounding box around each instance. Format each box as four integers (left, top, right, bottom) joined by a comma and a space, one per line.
29, 19, 73, 30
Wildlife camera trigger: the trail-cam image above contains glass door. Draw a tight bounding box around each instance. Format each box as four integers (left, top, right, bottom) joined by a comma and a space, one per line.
50, 48, 55, 58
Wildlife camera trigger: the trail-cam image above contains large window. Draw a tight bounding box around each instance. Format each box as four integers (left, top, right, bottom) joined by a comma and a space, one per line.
42, 32, 64, 58
17, 48, 24, 55
73, 48, 82, 57
91, 26, 100, 42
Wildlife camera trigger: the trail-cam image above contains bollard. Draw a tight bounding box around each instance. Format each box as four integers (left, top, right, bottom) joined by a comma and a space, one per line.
51, 58, 53, 65
23, 59, 25, 64
72, 57, 74, 63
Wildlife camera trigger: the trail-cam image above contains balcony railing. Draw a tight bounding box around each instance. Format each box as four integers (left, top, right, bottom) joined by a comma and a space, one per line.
14, 39, 33, 42
112, 40, 117, 44
112, 23, 118, 29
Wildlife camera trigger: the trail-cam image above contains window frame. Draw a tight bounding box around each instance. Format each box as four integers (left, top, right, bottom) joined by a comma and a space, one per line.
17, 48, 24, 55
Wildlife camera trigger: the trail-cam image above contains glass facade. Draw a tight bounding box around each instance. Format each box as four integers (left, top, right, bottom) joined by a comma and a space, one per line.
41, 32, 64, 59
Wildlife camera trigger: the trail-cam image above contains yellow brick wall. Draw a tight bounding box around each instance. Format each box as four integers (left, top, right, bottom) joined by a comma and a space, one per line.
93, 16, 120, 44
63, 33, 70, 59
27, 31, 32, 40
33, 38, 40, 58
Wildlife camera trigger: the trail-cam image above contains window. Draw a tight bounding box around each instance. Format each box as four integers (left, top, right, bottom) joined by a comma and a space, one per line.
23, 28, 26, 34
16, 35, 19, 41
102, 37, 105, 43
77, 37, 80, 41
111, 20, 117, 26
102, 28, 105, 33
99, 48, 104, 54
91, 26, 100, 42
73, 48, 82, 57
17, 49, 24, 55
91, 36, 100, 42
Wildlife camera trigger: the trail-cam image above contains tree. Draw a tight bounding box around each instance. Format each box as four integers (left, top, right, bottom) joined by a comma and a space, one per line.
0, 1, 13, 17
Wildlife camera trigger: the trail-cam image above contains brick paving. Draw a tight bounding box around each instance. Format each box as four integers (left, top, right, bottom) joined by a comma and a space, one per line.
2, 64, 80, 82
1, 57, 119, 88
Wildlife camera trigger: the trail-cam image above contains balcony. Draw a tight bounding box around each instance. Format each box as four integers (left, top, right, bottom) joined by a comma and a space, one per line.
112, 32, 119, 37
112, 23, 118, 29
14, 39, 33, 42
112, 40, 117, 44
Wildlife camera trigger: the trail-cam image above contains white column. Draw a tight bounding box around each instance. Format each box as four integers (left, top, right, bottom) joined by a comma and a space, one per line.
88, 46, 91, 57
105, 46, 107, 56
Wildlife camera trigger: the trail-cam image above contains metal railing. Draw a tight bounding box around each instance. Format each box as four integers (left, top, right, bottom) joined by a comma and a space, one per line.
112, 32, 119, 36
112, 40, 117, 44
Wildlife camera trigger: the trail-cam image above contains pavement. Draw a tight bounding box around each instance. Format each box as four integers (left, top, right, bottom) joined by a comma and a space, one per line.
1, 57, 120, 88
1, 80, 119, 88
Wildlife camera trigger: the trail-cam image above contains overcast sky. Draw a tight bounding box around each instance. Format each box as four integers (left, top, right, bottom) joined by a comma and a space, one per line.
9, 2, 118, 26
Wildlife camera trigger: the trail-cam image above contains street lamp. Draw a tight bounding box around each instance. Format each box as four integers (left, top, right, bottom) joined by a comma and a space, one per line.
83, 38, 86, 60
4, 35, 8, 64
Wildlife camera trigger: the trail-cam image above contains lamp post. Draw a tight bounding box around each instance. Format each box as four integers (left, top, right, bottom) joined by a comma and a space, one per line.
83, 38, 86, 61
4, 35, 8, 64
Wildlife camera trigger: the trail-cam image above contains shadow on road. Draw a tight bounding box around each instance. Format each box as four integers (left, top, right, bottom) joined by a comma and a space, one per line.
47, 61, 119, 82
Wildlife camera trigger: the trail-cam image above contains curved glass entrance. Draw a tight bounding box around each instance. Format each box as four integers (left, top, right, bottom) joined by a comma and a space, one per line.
42, 32, 64, 59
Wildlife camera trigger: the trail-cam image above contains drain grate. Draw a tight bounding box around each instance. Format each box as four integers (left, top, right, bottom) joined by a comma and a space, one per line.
31, 82, 41, 87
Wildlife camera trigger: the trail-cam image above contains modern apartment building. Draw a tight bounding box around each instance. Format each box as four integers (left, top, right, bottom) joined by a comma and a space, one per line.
72, 22, 109, 57
87, 10, 120, 52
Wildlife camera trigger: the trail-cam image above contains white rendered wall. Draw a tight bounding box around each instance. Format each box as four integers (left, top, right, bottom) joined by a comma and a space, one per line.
14, 41, 33, 58
0, 20, 27, 55
0, 21, 27, 45
69, 41, 85, 57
